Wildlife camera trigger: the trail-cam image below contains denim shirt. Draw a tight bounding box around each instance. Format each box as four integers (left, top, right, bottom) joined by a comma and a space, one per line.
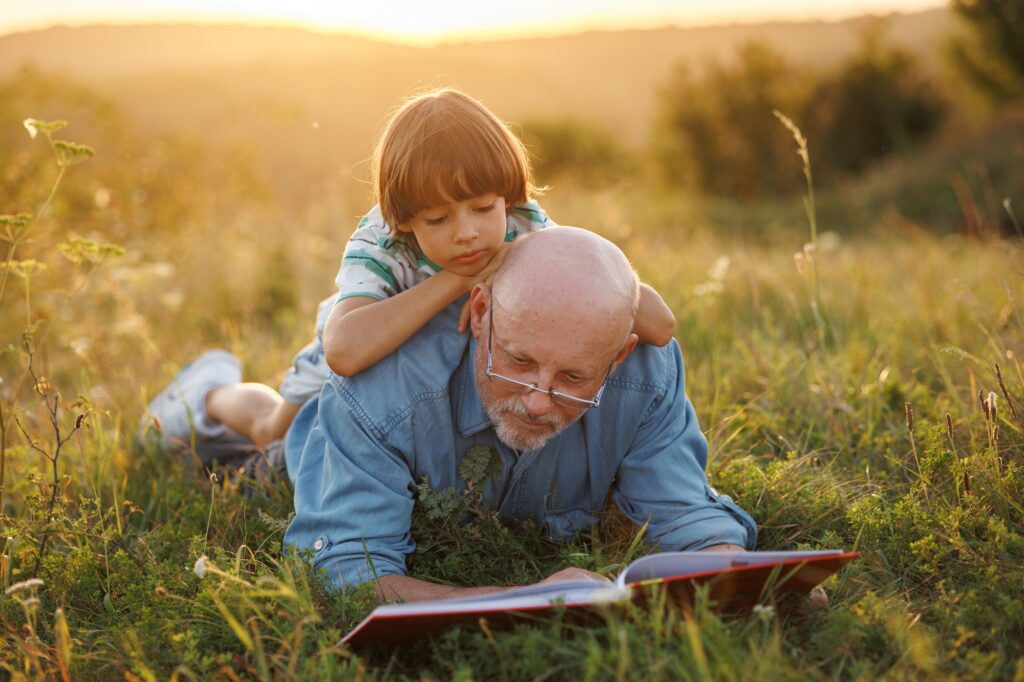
283, 304, 757, 590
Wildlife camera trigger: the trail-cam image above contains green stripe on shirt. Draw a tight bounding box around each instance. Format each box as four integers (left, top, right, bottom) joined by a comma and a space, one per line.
343, 250, 399, 292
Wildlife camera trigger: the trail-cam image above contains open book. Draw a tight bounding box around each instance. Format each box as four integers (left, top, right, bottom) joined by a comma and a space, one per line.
341, 549, 859, 647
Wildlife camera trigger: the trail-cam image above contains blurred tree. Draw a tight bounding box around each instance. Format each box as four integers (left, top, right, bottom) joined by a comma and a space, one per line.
519, 117, 633, 187
947, 0, 1024, 101
654, 43, 808, 200
805, 25, 947, 179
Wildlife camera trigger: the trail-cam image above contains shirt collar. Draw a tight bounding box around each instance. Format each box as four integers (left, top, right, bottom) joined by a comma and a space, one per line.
455, 336, 492, 438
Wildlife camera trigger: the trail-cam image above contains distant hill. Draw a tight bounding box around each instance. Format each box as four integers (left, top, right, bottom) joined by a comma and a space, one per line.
0, 11, 956, 174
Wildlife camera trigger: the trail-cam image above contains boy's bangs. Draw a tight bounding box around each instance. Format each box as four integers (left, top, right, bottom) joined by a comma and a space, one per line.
396, 128, 520, 220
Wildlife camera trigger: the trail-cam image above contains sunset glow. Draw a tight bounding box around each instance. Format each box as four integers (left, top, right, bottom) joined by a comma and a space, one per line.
2, 0, 946, 44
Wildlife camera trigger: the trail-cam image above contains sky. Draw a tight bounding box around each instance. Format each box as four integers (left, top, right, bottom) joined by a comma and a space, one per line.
1, 0, 947, 44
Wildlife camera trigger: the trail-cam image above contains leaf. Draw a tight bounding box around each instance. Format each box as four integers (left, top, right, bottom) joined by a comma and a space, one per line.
458, 445, 502, 488
211, 594, 254, 651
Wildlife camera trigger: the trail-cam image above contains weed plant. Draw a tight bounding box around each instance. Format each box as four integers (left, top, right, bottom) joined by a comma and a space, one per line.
1, 101, 1022, 681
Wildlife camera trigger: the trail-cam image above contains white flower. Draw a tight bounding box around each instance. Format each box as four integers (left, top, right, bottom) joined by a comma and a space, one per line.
23, 118, 38, 139
752, 603, 775, 622
5, 578, 44, 595
193, 555, 208, 579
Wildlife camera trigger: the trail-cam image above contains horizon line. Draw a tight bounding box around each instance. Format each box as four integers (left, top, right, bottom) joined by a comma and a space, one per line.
0, 5, 947, 48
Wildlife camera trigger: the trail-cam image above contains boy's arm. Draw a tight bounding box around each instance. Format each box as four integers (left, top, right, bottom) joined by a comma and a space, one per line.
634, 283, 676, 346
323, 270, 470, 377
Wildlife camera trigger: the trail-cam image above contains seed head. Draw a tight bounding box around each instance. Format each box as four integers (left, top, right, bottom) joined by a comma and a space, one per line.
193, 555, 208, 579
5, 578, 44, 595
904, 401, 915, 433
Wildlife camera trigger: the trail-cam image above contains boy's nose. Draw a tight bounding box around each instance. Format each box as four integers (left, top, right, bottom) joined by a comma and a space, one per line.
453, 215, 479, 242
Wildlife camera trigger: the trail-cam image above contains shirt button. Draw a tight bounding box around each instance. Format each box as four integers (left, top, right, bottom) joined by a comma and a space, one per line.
314, 539, 324, 551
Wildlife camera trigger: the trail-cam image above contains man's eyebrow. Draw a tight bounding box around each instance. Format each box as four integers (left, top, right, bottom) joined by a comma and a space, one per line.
496, 338, 595, 379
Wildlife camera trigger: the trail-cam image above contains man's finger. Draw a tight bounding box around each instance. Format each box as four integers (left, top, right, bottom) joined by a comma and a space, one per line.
458, 299, 472, 333
808, 587, 829, 611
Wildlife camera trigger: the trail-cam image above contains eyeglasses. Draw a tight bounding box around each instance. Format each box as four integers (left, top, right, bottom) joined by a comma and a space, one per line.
486, 305, 613, 410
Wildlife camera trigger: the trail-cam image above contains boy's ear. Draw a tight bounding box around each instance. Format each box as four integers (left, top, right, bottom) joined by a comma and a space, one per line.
395, 221, 414, 234
469, 283, 491, 339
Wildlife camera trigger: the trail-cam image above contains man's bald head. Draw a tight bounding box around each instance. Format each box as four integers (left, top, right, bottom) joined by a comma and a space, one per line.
491, 227, 640, 354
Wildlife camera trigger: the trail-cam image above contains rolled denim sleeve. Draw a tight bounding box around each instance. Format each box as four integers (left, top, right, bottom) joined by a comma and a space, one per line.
612, 342, 757, 551
283, 377, 416, 590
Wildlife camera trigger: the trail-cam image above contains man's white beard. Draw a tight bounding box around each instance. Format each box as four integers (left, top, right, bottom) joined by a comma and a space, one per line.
483, 393, 581, 452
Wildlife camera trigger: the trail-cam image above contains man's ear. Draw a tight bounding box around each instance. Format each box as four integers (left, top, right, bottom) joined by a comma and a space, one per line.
468, 283, 491, 339
610, 333, 638, 374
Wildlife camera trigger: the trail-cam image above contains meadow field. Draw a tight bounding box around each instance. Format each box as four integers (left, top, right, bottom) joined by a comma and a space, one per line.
2, 11, 1024, 680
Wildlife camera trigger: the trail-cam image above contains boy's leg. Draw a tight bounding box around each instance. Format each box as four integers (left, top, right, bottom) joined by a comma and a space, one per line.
205, 385, 301, 450
141, 350, 242, 450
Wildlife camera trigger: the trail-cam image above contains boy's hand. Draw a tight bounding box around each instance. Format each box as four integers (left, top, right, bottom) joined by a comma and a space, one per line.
457, 243, 509, 332
466, 242, 509, 290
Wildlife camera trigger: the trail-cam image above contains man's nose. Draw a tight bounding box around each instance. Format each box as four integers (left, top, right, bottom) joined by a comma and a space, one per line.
522, 388, 554, 418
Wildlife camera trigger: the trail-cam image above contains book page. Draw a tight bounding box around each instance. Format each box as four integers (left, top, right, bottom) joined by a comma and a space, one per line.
370, 579, 627, 618
617, 550, 847, 588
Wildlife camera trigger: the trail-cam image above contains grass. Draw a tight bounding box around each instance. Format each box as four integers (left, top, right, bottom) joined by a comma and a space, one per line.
1, 92, 1023, 679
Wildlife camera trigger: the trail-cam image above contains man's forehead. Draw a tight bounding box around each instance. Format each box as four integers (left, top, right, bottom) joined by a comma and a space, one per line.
491, 298, 612, 374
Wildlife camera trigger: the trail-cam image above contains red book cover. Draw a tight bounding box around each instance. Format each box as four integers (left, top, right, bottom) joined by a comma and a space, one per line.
341, 550, 860, 648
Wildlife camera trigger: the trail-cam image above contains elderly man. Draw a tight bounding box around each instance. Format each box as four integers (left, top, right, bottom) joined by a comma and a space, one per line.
282, 226, 756, 601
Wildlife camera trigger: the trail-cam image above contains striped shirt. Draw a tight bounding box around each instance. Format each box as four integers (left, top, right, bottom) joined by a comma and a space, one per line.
278, 201, 554, 404
335, 201, 554, 301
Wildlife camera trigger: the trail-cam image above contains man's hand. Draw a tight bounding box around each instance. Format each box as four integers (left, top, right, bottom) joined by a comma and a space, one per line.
699, 543, 746, 552
537, 567, 612, 585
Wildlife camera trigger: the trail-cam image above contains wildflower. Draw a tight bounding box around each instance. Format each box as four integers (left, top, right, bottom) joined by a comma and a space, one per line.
6, 578, 44, 595
23, 118, 38, 139
794, 252, 807, 275
753, 603, 775, 621
193, 555, 208, 579
802, 242, 816, 262
708, 255, 730, 282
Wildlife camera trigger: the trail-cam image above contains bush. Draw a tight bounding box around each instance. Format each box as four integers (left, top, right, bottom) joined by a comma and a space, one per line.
947, 0, 1024, 102
804, 25, 947, 181
654, 28, 947, 199
519, 117, 634, 187
655, 42, 807, 201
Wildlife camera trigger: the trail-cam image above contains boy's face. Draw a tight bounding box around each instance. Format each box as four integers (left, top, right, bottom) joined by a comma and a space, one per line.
397, 194, 507, 277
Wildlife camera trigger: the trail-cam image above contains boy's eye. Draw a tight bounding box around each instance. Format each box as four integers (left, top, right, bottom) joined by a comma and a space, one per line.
424, 214, 447, 226
474, 202, 498, 214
